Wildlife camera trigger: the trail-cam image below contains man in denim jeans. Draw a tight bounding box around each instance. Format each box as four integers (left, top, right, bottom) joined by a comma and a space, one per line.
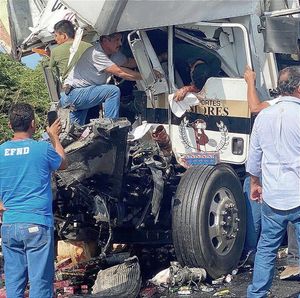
246, 66, 300, 297
243, 66, 300, 278
62, 32, 142, 125
0, 103, 67, 298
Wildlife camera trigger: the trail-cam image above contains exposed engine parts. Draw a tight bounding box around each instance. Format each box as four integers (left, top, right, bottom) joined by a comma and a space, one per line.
52, 115, 245, 278
53, 118, 179, 256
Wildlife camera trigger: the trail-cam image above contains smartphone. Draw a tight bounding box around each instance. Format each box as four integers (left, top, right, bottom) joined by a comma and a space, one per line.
47, 111, 58, 126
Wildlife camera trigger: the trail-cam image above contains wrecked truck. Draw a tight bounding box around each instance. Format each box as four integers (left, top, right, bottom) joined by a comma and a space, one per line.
2, 0, 300, 279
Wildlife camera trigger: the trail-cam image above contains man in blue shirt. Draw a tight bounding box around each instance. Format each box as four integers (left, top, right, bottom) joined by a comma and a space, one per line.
246, 66, 300, 297
0, 103, 67, 298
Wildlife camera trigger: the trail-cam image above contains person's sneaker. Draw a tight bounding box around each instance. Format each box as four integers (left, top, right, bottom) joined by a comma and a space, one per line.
279, 266, 300, 280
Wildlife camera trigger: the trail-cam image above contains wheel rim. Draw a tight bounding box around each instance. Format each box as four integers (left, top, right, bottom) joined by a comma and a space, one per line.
208, 187, 240, 256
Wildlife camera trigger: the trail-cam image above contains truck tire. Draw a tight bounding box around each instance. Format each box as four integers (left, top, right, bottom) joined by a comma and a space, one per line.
172, 164, 246, 279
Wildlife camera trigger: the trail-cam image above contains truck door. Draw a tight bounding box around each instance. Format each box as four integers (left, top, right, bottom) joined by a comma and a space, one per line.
129, 25, 252, 166
128, 30, 169, 112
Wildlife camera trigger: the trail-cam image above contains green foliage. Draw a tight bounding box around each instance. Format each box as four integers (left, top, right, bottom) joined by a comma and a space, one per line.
0, 53, 50, 142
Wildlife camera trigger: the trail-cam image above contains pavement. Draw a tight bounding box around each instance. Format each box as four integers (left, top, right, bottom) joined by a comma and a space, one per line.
1, 243, 300, 297
136, 246, 300, 298
72, 262, 300, 298
166, 267, 300, 298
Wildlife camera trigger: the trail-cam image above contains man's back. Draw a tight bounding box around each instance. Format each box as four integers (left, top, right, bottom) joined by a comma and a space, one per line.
0, 139, 61, 226
247, 96, 300, 209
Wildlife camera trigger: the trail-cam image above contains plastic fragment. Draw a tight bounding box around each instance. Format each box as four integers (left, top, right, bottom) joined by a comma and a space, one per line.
212, 276, 225, 285
225, 274, 232, 283
213, 289, 231, 296
200, 285, 214, 292
178, 286, 192, 295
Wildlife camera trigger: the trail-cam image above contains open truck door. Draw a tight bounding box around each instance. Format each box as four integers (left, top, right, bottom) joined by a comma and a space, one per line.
127, 23, 252, 166
128, 30, 169, 96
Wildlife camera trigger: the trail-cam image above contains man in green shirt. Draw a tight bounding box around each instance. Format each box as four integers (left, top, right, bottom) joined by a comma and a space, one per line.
50, 20, 92, 83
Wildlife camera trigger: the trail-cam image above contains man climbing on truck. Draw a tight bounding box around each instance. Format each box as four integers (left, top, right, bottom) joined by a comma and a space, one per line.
61, 32, 142, 125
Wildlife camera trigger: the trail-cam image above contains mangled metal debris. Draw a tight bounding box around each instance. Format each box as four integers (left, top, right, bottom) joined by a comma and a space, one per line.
92, 256, 141, 298
146, 261, 209, 296
169, 261, 207, 287
57, 118, 131, 189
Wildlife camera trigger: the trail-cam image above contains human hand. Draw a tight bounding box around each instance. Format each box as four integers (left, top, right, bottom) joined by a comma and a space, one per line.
32, 48, 50, 57
173, 87, 188, 102
244, 65, 256, 85
0, 201, 6, 213
153, 69, 163, 80
250, 184, 263, 203
46, 118, 62, 139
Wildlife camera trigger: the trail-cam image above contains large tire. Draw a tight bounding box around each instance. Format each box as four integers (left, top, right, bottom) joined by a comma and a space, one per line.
172, 164, 246, 279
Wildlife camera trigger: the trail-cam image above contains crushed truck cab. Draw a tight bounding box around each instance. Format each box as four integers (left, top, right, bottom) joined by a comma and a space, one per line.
3, 0, 300, 279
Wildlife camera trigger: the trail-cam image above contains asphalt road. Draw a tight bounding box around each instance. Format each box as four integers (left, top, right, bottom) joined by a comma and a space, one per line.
1, 242, 299, 297
72, 259, 300, 298
155, 259, 300, 298
166, 268, 299, 298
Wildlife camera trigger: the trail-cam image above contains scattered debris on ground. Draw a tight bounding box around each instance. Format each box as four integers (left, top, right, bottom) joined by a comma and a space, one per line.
92, 256, 141, 297
0, 243, 299, 297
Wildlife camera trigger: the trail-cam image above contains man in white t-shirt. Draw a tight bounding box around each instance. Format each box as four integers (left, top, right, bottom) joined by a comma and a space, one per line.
243, 65, 299, 280
61, 33, 142, 125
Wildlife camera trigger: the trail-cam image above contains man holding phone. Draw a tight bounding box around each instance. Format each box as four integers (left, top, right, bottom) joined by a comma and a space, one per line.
0, 103, 67, 298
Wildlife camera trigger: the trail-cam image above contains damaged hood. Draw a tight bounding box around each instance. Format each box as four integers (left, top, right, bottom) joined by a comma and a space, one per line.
61, 0, 259, 35
5, 0, 260, 58
9, 0, 300, 58
21, 0, 76, 53
2, 0, 77, 59
0, 0, 46, 58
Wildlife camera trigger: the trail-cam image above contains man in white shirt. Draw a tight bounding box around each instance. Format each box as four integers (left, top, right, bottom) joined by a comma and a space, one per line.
243, 66, 299, 280
61, 33, 142, 125
246, 66, 300, 297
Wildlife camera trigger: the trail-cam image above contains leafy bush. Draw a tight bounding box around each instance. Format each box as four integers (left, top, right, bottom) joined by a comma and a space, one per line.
0, 53, 50, 142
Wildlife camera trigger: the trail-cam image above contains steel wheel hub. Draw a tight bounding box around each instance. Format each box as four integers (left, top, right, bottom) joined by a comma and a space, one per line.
208, 187, 240, 255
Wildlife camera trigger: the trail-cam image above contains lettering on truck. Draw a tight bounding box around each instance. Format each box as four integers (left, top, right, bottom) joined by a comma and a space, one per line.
198, 99, 229, 116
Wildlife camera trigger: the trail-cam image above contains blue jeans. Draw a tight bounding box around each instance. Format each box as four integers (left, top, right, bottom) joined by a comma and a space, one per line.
287, 222, 299, 266
1, 223, 54, 298
247, 202, 300, 298
244, 176, 262, 254
60, 84, 120, 125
